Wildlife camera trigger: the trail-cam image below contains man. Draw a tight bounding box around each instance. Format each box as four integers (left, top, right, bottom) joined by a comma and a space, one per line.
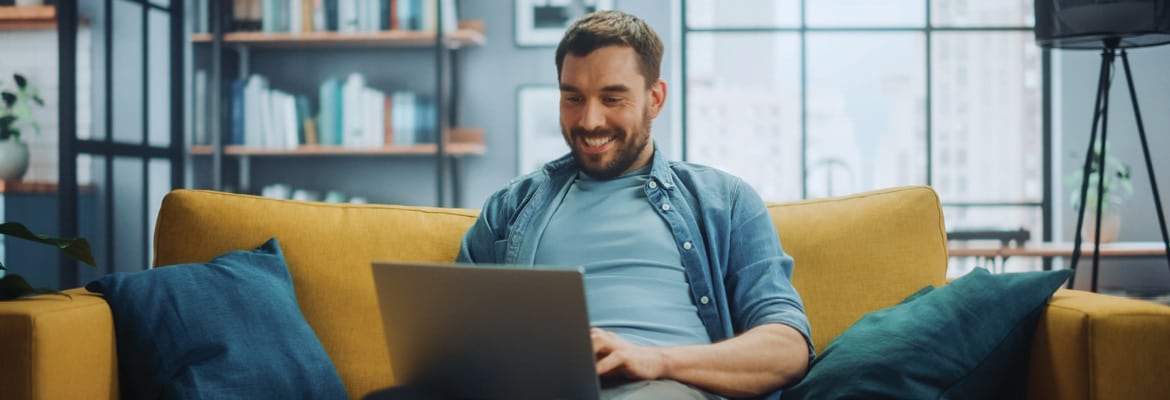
458, 10, 812, 400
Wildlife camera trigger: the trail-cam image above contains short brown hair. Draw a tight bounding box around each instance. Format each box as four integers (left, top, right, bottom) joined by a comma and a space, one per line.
555, 10, 664, 89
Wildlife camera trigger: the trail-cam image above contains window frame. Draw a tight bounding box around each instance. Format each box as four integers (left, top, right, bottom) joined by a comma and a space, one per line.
680, 0, 1053, 255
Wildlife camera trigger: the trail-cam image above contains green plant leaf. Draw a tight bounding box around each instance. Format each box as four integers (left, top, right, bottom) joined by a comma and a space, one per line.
13, 74, 27, 89
0, 274, 68, 301
0, 222, 97, 268
0, 92, 15, 108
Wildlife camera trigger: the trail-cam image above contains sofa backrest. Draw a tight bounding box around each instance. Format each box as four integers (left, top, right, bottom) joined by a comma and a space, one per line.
153, 185, 949, 397
154, 190, 479, 399
767, 185, 949, 351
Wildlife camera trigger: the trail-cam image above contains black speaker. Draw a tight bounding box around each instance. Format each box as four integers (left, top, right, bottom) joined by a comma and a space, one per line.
1034, 0, 1170, 49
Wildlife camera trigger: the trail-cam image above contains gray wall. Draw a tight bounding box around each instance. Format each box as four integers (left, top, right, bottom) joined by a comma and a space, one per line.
1055, 46, 1170, 292
211, 1, 678, 209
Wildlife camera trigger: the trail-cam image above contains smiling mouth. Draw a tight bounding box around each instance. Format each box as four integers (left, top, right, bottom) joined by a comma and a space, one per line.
583, 136, 614, 147
578, 135, 616, 154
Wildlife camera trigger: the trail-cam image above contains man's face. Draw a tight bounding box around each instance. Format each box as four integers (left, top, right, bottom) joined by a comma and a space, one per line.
559, 46, 665, 179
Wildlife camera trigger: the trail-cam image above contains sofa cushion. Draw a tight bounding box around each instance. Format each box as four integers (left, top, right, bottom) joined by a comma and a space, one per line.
784, 267, 1073, 399
768, 186, 949, 350
85, 238, 347, 400
153, 190, 479, 398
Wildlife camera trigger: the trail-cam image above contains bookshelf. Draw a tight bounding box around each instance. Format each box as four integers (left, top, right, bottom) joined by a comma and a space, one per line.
0, 5, 56, 30
189, 29, 485, 48
190, 142, 484, 156
192, 0, 483, 207
0, 5, 89, 30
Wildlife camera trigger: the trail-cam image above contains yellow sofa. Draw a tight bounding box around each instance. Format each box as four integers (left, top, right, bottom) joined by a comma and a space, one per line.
2, 186, 1168, 399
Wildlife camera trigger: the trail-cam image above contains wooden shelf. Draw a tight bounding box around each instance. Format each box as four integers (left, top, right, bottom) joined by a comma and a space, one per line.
0, 180, 96, 194
0, 5, 54, 30
190, 142, 485, 157
190, 28, 486, 49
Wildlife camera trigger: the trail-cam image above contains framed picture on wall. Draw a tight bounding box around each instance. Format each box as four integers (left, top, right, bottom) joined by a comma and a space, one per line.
514, 0, 615, 47
516, 85, 566, 175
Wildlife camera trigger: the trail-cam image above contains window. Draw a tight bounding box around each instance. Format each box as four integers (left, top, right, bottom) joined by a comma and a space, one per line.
684, 0, 1047, 270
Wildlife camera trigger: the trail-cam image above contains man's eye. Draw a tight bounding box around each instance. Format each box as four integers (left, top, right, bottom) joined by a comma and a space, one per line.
564, 96, 583, 104
603, 97, 622, 104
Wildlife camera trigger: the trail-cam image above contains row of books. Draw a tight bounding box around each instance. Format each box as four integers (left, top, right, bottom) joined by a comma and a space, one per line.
193, 0, 457, 34
191, 70, 439, 149
317, 73, 439, 148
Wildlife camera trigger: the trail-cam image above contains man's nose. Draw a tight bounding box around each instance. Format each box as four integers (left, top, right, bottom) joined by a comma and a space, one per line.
579, 101, 605, 131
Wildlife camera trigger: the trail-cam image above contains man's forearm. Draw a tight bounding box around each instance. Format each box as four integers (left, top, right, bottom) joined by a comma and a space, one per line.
658, 323, 809, 398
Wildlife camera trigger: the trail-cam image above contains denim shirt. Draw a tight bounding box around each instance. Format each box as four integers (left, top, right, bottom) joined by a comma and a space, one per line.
457, 146, 814, 396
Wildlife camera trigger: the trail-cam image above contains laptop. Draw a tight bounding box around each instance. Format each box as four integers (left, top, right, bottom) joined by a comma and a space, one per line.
370, 261, 602, 400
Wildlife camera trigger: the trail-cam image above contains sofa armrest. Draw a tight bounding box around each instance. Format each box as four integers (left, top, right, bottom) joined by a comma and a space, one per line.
0, 288, 118, 399
1027, 288, 1170, 400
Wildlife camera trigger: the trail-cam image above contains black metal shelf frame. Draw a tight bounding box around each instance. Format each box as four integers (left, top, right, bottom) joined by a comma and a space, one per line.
57, 0, 186, 288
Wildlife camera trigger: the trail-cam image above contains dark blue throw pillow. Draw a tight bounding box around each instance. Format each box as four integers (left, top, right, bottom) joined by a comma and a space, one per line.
783, 268, 1072, 400
86, 238, 347, 400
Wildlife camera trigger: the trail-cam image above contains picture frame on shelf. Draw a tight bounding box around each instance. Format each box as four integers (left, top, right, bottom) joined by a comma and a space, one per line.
516, 85, 564, 175
514, 0, 614, 47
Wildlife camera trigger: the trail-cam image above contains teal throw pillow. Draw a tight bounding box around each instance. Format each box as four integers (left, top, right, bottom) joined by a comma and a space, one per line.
783, 268, 1072, 400
85, 238, 347, 400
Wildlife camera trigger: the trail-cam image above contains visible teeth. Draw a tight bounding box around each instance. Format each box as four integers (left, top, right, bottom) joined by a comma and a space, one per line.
584, 136, 613, 147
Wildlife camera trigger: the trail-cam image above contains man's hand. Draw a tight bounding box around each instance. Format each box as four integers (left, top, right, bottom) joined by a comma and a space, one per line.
591, 328, 668, 380
591, 324, 808, 398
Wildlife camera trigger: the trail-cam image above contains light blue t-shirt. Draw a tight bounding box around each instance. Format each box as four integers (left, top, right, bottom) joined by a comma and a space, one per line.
533, 166, 711, 347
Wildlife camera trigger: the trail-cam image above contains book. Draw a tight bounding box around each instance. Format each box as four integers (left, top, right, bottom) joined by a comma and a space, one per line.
390, 94, 400, 146
295, 95, 312, 145
312, 0, 326, 32
341, 73, 367, 147
304, 118, 319, 145
338, 0, 358, 33
363, 88, 386, 147
193, 69, 208, 145
325, 0, 339, 31
302, 0, 314, 33
230, 78, 248, 145
243, 75, 268, 147
289, 0, 302, 33
318, 77, 340, 145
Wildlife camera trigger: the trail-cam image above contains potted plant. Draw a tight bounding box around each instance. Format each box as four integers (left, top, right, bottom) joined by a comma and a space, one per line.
0, 73, 45, 181
1066, 141, 1134, 243
0, 222, 97, 300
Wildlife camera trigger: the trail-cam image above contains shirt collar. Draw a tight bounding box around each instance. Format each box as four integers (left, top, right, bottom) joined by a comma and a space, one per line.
544, 142, 675, 188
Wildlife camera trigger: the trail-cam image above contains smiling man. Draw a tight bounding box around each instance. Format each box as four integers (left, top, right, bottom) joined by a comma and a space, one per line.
458, 10, 813, 400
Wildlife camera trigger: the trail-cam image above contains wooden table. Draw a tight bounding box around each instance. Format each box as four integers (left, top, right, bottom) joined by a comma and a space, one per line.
947, 241, 1169, 285
948, 241, 1168, 259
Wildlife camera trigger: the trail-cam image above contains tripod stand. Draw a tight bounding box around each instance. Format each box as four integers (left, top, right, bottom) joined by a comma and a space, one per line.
1068, 38, 1170, 292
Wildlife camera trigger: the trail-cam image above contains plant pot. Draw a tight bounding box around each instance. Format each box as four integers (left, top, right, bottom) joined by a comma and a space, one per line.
0, 140, 30, 181
15, 0, 45, 6
1081, 210, 1122, 243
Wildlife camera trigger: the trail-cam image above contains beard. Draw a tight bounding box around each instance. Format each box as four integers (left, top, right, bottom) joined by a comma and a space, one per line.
563, 111, 654, 180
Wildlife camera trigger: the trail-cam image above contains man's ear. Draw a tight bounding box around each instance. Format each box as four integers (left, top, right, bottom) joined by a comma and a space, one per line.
647, 78, 667, 119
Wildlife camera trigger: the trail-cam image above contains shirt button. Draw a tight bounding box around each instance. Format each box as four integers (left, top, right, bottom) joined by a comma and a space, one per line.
700, 296, 710, 305
648, 181, 658, 189
661, 203, 671, 211
682, 241, 693, 250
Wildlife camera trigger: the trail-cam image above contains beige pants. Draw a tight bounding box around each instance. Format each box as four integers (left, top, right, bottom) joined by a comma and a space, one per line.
600, 380, 722, 400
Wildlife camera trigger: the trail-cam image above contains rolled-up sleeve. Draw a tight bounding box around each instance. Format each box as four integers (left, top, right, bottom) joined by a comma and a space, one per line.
725, 182, 815, 359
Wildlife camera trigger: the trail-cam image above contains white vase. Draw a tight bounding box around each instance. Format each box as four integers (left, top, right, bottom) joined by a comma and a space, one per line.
0, 140, 30, 181
15, 0, 45, 7
1081, 210, 1122, 243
